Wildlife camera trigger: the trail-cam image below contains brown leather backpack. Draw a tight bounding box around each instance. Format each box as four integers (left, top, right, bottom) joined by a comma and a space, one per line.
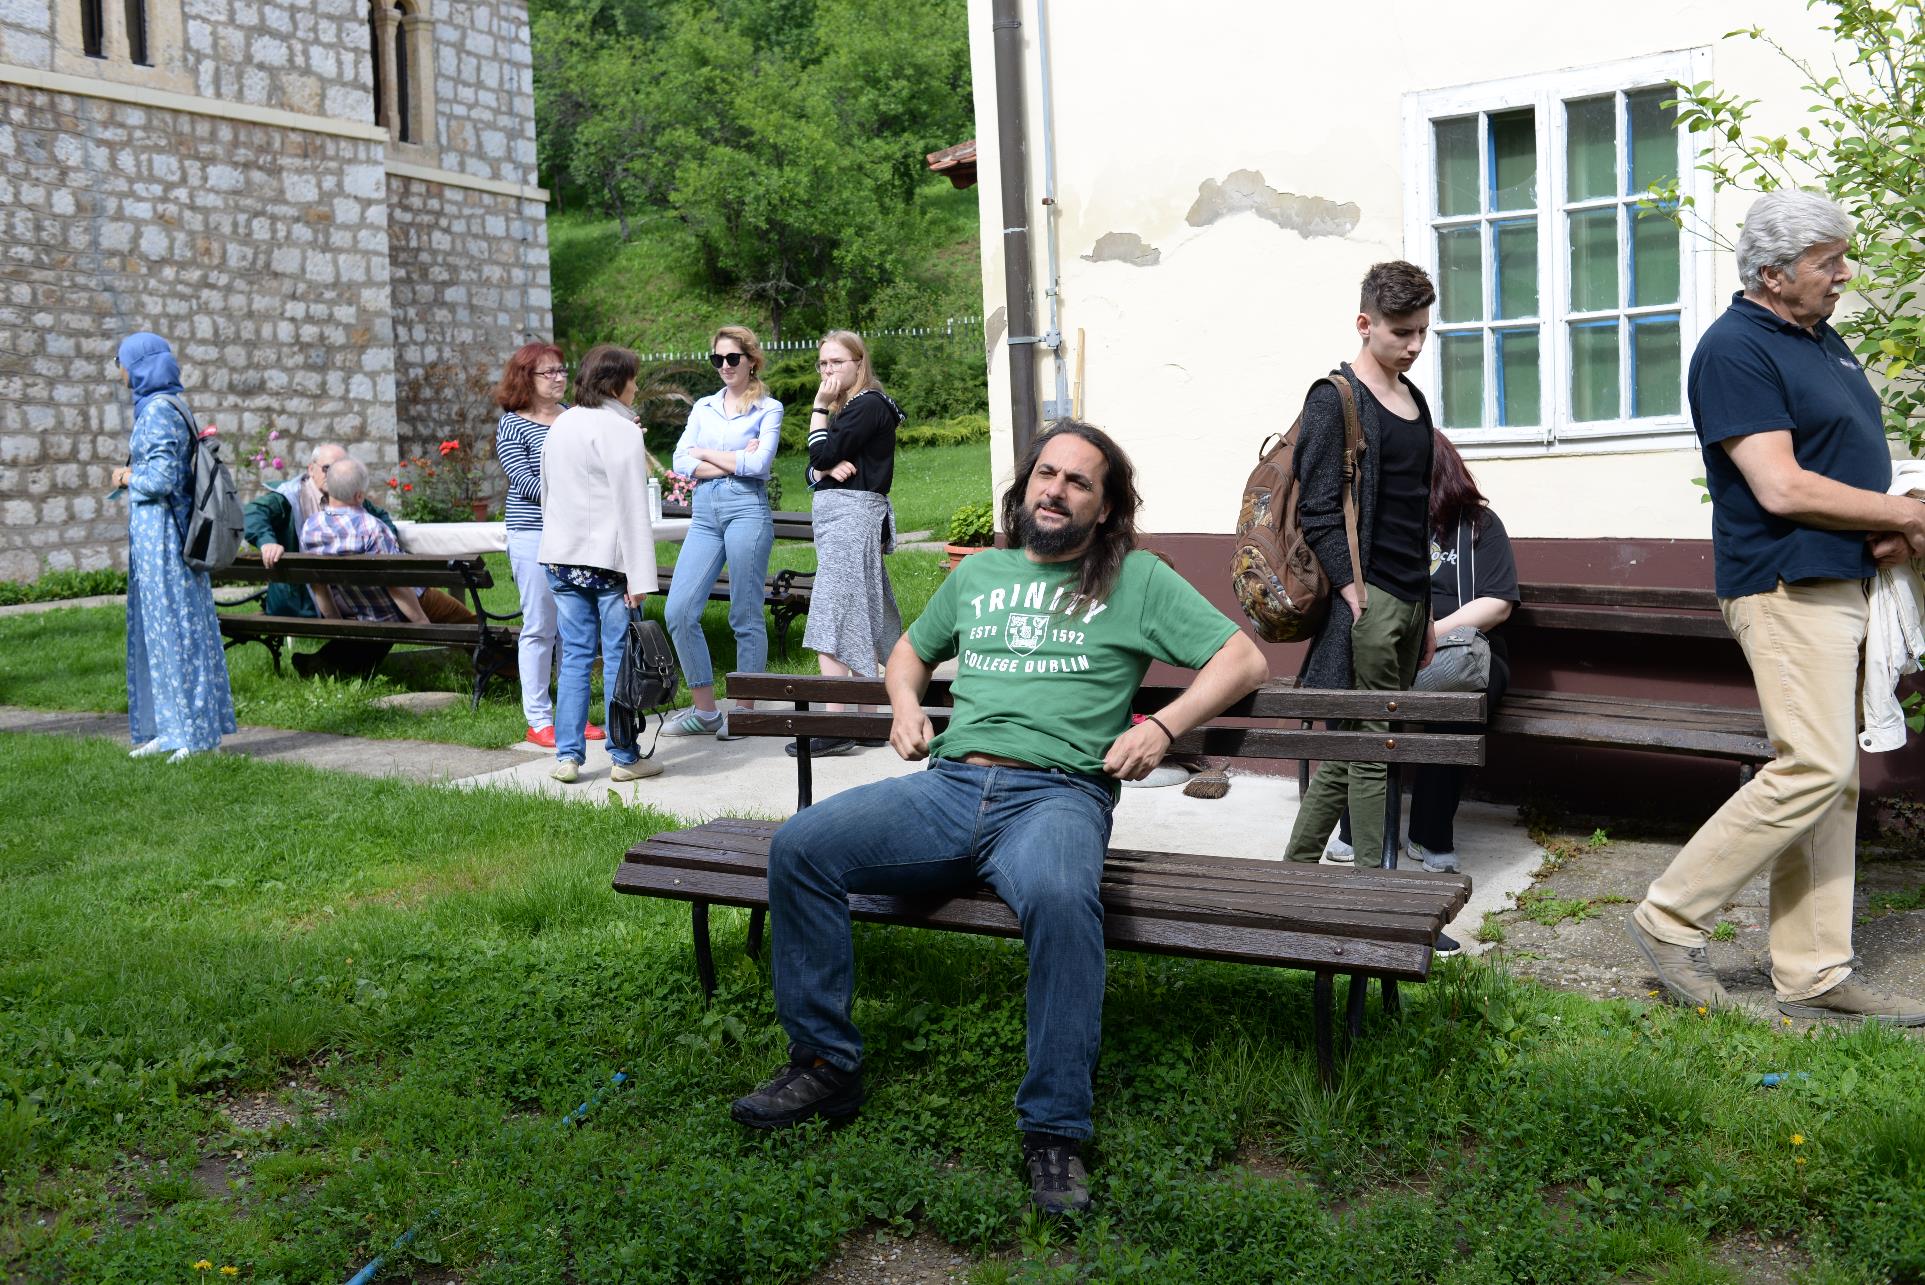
1231, 374, 1366, 643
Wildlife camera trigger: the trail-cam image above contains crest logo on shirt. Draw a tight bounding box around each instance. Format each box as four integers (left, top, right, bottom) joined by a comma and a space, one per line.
1006, 612, 1050, 656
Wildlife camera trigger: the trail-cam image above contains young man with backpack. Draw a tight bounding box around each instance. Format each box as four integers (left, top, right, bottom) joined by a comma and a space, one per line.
1282, 264, 1442, 898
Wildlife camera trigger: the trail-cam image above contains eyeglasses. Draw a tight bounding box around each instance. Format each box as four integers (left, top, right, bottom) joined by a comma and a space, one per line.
536, 367, 568, 379
709, 352, 746, 369
816, 358, 853, 373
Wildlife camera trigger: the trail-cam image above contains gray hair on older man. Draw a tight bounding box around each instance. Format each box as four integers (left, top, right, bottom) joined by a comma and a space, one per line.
322, 455, 370, 503
1736, 190, 1854, 292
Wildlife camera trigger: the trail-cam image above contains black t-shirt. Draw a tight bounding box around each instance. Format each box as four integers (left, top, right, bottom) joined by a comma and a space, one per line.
808, 388, 903, 495
1429, 508, 1520, 663
1691, 293, 1890, 598
1361, 382, 1433, 602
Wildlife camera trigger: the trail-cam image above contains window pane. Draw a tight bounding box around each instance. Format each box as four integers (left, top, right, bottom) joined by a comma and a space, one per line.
1631, 209, 1680, 306
1489, 109, 1536, 211
1441, 333, 1485, 428
1494, 218, 1538, 319
1497, 328, 1541, 427
1632, 315, 1682, 417
1627, 86, 1678, 194
1435, 118, 1479, 217
1569, 208, 1619, 312
1565, 96, 1616, 201
1437, 226, 1483, 323
1571, 322, 1621, 421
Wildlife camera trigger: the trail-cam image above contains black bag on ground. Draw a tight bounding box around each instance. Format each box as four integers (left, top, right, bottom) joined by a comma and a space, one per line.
155, 393, 244, 574
608, 608, 679, 752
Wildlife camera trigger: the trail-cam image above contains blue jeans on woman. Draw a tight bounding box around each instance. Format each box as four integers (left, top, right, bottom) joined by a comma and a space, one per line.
665, 476, 775, 688
545, 570, 640, 768
768, 758, 1115, 1139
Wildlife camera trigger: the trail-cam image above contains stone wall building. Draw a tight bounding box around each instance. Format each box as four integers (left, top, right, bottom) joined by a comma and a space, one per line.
0, 0, 551, 580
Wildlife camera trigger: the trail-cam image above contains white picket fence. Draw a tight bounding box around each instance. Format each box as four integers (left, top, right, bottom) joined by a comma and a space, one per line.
629, 317, 984, 364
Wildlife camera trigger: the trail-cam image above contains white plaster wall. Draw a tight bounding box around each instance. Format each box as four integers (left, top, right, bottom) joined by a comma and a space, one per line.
968, 0, 1849, 538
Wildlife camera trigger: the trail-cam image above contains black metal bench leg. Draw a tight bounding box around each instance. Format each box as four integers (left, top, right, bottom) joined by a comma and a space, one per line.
1344, 972, 1367, 1051
746, 907, 765, 960
266, 635, 284, 675
692, 901, 717, 1002
1313, 971, 1335, 1089
1738, 761, 1756, 787
1381, 978, 1401, 1017
1382, 762, 1403, 870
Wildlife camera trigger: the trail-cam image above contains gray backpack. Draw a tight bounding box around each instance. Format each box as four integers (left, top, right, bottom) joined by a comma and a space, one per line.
155, 393, 245, 574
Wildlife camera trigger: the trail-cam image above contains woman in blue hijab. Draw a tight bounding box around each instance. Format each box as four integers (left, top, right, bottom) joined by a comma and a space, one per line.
110, 332, 236, 761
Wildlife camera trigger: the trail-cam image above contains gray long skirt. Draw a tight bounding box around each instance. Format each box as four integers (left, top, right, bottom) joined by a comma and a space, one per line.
803, 488, 901, 677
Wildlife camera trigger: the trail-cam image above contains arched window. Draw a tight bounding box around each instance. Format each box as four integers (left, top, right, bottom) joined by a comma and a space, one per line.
123, 0, 148, 65
393, 0, 413, 144
81, 0, 105, 58
369, 2, 386, 129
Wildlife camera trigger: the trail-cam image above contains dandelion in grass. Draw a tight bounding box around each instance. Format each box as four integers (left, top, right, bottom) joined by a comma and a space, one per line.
1791, 1133, 1804, 1146
1697, 1005, 1708, 1015
193, 1262, 212, 1272
220, 1268, 239, 1277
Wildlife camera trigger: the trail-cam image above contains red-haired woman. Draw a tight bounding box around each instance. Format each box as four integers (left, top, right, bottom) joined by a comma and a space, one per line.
1332, 429, 1518, 873
495, 341, 601, 747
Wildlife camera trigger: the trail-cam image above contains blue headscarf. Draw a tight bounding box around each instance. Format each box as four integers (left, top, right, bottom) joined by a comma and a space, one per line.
117, 331, 184, 419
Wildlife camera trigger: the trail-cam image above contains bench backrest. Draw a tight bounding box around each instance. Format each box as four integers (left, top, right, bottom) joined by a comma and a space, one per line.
1512, 581, 1732, 642
663, 501, 814, 543
211, 553, 488, 592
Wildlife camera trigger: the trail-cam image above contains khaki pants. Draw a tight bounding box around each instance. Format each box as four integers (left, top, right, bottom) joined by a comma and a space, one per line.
420, 587, 477, 624
1633, 578, 1867, 1001
1284, 591, 1429, 868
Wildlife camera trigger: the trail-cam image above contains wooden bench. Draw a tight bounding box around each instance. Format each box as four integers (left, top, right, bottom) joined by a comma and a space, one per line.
615, 673, 1485, 1086
211, 553, 520, 708
661, 500, 816, 543
1498, 582, 1774, 780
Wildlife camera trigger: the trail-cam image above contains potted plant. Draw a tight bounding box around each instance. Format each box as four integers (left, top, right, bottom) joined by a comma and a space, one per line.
943, 500, 995, 570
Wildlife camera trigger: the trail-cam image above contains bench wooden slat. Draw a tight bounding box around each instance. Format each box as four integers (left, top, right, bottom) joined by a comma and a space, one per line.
211, 553, 486, 590
1518, 582, 1720, 611
218, 616, 507, 648
612, 860, 1442, 980
1508, 604, 1734, 640
1497, 690, 1762, 730
1493, 691, 1772, 760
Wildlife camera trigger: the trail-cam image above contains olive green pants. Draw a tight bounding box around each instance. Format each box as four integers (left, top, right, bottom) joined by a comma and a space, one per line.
1284, 591, 1428, 868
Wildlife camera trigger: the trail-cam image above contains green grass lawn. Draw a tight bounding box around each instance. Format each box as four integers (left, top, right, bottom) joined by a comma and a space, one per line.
2, 735, 1922, 1282
0, 443, 986, 746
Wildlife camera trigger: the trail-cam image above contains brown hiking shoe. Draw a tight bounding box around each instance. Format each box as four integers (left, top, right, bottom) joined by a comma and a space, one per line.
1628, 916, 1735, 1011
1778, 978, 1925, 1026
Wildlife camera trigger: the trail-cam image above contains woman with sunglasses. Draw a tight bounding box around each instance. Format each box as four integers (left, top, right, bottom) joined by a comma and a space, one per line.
661, 325, 783, 737
495, 341, 604, 748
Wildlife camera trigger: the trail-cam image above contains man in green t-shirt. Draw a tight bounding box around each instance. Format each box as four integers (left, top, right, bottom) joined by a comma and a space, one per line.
731, 422, 1268, 1215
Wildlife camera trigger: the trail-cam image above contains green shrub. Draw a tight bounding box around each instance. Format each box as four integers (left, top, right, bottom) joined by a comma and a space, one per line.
0, 567, 129, 606
946, 500, 995, 546
899, 413, 990, 448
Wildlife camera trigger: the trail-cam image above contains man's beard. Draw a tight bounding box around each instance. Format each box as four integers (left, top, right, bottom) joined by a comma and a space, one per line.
1017, 500, 1096, 556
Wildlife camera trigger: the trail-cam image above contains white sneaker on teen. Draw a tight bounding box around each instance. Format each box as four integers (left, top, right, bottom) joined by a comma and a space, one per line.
1412, 841, 1460, 874
1323, 837, 1355, 864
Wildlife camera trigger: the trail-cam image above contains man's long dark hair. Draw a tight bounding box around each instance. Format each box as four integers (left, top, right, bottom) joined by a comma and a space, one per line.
1000, 419, 1141, 606
1429, 428, 1490, 540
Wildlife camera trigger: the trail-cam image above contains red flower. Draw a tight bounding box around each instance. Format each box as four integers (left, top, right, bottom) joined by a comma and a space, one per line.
438, 439, 461, 456
388, 477, 399, 487
402, 483, 413, 492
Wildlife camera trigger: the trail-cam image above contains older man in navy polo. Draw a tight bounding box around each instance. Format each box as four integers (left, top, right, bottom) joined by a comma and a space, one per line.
1628, 190, 1925, 1025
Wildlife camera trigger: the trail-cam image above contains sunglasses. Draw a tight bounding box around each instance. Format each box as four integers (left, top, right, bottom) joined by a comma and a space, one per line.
709, 352, 747, 369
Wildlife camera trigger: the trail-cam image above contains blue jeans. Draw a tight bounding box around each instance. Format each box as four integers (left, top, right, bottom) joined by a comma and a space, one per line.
768, 758, 1115, 1138
665, 476, 775, 689
545, 570, 639, 767
507, 529, 557, 728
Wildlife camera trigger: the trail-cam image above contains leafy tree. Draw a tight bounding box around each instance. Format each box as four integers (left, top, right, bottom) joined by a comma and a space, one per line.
1666, 1, 1925, 453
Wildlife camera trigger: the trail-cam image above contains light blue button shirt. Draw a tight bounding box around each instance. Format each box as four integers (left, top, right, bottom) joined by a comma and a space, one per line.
671, 391, 783, 480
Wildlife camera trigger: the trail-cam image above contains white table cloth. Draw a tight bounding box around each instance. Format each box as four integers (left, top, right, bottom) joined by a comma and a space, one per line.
395, 518, 692, 557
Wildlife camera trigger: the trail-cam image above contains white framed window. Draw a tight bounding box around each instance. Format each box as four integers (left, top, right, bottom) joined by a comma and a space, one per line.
1402, 50, 1713, 452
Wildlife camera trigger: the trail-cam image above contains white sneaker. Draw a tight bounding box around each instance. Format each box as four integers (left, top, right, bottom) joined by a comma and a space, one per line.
661, 708, 725, 737
551, 759, 581, 784
611, 758, 664, 782
1323, 837, 1355, 863
1412, 841, 1460, 874
130, 739, 168, 759
165, 748, 198, 764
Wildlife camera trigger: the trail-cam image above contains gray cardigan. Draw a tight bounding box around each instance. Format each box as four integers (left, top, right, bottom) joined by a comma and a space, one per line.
1292, 364, 1432, 690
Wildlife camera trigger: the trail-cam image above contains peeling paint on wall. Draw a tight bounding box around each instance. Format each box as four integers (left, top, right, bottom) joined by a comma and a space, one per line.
1080, 231, 1161, 267
1186, 169, 1360, 238
984, 305, 1007, 361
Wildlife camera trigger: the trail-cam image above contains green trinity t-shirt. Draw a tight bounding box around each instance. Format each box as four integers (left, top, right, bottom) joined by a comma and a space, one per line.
906, 548, 1240, 779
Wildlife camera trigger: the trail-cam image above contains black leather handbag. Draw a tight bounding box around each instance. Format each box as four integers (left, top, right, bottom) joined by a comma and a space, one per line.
608, 608, 680, 753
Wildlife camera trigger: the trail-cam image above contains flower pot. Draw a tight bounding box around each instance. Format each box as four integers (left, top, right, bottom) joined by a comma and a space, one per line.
941, 543, 989, 571
470, 500, 491, 521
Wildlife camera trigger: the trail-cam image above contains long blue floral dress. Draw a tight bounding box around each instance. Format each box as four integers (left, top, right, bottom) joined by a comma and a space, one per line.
121, 334, 237, 752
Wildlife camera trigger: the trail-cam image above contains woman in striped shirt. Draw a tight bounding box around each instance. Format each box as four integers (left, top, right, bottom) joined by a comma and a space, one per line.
495, 341, 603, 748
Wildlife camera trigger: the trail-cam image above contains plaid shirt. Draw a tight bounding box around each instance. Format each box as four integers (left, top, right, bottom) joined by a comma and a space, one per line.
299, 505, 407, 622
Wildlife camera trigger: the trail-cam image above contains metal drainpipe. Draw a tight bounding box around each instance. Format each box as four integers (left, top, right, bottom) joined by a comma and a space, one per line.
992, 0, 1039, 456
1036, 0, 1069, 421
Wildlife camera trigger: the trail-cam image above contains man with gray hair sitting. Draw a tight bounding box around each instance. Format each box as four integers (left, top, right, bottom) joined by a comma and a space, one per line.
297, 455, 477, 631
1628, 188, 1925, 1025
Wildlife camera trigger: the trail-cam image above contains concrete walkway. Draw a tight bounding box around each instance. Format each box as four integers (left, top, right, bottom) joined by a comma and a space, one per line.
0, 703, 1547, 948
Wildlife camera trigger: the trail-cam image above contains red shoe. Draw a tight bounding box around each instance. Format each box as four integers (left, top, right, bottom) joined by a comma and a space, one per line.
585, 723, 606, 741
525, 725, 556, 748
